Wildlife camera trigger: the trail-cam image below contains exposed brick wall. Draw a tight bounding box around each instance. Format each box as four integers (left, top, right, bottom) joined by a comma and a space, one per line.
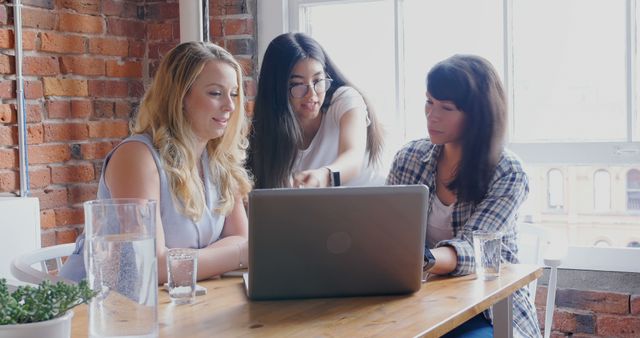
537, 286, 640, 337
0, 0, 257, 247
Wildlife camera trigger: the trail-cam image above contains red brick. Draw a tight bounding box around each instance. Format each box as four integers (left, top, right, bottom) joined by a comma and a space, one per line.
41, 230, 55, 247
68, 183, 98, 204
236, 56, 254, 77
26, 80, 44, 99
43, 123, 89, 142
59, 12, 104, 34
226, 38, 253, 55
54, 207, 84, 227
88, 120, 129, 139
210, 0, 247, 16
28, 144, 71, 164
22, 31, 37, 51
129, 80, 144, 98
0, 124, 40, 145
80, 141, 115, 160
94, 101, 114, 118
223, 18, 254, 36
27, 104, 43, 123
0, 170, 17, 191
536, 286, 548, 307
556, 289, 630, 315
59, 0, 100, 14
245, 99, 254, 116
148, 42, 176, 59
0, 29, 13, 49
632, 295, 640, 315
29, 166, 51, 188
0, 54, 14, 74
43, 77, 88, 97
46, 100, 71, 119
145, 2, 178, 20
32, 187, 68, 209
551, 308, 596, 334
103, 0, 139, 18
597, 314, 640, 337
0, 104, 14, 123
22, 7, 57, 30
23, 56, 59, 76
148, 23, 173, 41
107, 18, 145, 39
0, 125, 16, 145
51, 163, 94, 184
0, 80, 15, 99
210, 18, 223, 37
244, 79, 256, 97
88, 80, 128, 98
60, 56, 105, 76
28, 123, 44, 144
114, 101, 131, 118
89, 38, 128, 57
0, 5, 7, 25
71, 100, 92, 118
56, 228, 79, 244
106, 60, 142, 78
40, 209, 56, 229
0, 148, 17, 169
128, 40, 145, 58
40, 32, 85, 54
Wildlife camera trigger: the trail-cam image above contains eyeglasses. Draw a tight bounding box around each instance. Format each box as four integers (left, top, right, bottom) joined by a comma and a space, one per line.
289, 78, 333, 98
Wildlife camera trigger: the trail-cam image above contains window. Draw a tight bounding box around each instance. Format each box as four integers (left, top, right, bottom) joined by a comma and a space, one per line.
594, 170, 611, 212
547, 169, 564, 210
260, 0, 640, 271
627, 169, 640, 210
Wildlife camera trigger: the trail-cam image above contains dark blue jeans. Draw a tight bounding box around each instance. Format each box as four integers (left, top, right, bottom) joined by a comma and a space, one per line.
442, 314, 494, 338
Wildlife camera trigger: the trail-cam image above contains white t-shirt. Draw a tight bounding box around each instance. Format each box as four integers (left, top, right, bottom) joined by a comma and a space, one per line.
292, 86, 384, 186
426, 195, 455, 248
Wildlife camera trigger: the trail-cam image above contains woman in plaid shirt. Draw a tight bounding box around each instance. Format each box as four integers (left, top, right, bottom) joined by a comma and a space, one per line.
387, 55, 541, 337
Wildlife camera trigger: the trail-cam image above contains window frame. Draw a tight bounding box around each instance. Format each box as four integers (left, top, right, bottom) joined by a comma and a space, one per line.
258, 0, 640, 272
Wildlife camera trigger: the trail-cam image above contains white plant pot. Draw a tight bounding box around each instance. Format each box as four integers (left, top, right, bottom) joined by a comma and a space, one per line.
0, 310, 73, 338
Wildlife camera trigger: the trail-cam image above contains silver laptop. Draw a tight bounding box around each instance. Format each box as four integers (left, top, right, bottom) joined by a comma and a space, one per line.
244, 185, 429, 300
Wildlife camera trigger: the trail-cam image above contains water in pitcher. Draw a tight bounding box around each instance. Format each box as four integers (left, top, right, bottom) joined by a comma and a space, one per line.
88, 233, 158, 338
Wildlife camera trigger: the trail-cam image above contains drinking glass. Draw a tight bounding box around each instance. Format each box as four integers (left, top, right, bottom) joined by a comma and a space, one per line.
473, 229, 502, 281
167, 248, 197, 305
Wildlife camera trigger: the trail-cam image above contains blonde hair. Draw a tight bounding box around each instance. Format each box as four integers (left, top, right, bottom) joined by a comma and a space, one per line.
133, 41, 252, 220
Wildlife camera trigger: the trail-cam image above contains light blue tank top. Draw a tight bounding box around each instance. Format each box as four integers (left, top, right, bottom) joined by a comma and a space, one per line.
60, 133, 225, 281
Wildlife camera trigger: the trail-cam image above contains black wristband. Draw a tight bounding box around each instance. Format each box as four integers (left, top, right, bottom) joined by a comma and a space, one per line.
423, 248, 436, 272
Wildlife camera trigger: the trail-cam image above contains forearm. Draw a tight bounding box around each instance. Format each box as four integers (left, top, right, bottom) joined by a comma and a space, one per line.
429, 246, 457, 275
194, 235, 247, 281
326, 148, 365, 184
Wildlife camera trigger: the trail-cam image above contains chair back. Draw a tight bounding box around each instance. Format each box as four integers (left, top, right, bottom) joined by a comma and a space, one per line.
517, 222, 549, 301
11, 243, 76, 284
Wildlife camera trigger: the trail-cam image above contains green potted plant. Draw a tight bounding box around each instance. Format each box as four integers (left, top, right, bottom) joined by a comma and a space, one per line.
0, 278, 96, 338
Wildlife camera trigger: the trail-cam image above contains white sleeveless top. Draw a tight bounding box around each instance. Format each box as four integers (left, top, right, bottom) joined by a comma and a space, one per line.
426, 195, 455, 248
292, 86, 384, 186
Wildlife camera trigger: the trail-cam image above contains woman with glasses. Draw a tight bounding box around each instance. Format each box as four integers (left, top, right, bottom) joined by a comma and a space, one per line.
248, 32, 384, 188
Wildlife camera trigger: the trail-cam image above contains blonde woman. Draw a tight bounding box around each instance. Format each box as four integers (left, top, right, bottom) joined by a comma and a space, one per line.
61, 41, 252, 283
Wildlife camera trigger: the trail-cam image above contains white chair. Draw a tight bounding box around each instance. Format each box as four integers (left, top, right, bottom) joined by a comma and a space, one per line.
517, 222, 563, 338
10, 243, 76, 284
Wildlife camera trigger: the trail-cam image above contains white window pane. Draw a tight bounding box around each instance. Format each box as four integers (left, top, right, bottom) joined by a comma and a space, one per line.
547, 169, 564, 209
594, 170, 611, 212
403, 0, 503, 142
303, 0, 397, 162
512, 0, 627, 142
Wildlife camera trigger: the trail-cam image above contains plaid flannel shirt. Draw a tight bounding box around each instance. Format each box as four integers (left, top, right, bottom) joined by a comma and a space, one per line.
387, 139, 542, 338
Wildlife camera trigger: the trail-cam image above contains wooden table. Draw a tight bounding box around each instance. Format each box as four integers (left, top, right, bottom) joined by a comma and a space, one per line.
71, 264, 541, 337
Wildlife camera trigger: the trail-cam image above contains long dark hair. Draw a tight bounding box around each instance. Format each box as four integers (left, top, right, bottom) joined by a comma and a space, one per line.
427, 54, 507, 203
248, 32, 384, 189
